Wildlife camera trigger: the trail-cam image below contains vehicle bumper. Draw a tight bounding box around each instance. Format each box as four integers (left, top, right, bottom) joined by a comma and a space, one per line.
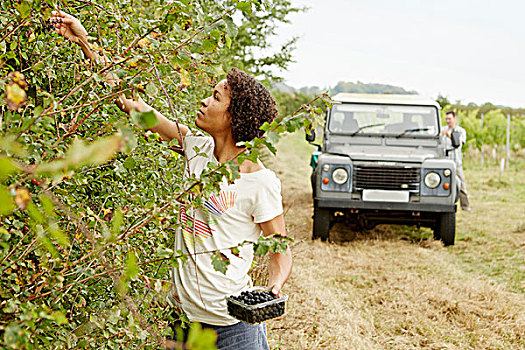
315, 198, 456, 213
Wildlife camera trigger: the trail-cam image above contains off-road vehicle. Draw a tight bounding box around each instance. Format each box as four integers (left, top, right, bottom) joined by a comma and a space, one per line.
308, 94, 460, 245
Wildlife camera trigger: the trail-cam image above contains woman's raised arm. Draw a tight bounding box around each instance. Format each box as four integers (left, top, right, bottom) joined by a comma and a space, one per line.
50, 11, 188, 144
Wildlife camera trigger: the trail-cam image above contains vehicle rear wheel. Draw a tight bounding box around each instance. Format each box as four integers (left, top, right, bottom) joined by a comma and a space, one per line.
434, 212, 455, 246
313, 206, 330, 241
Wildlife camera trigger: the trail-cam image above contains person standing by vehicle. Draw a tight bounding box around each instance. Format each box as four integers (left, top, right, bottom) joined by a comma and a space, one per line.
442, 110, 471, 211
51, 10, 292, 349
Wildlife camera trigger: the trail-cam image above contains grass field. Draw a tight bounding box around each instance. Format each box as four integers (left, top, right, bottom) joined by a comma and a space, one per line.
263, 132, 525, 350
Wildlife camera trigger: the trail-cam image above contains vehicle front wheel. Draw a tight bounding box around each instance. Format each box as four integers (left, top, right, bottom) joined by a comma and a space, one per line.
313, 206, 330, 241
434, 212, 456, 246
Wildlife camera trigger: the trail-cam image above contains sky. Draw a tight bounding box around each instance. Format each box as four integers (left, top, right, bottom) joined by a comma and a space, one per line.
272, 0, 525, 108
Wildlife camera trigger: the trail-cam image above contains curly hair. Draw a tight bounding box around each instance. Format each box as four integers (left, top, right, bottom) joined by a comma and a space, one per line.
226, 68, 278, 143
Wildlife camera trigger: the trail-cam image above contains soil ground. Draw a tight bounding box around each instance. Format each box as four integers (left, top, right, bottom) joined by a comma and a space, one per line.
263, 132, 525, 350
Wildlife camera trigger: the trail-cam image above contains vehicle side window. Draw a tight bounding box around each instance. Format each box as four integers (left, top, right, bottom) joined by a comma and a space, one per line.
329, 112, 344, 131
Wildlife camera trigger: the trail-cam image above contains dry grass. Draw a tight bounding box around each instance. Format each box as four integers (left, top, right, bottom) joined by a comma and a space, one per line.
263, 132, 525, 350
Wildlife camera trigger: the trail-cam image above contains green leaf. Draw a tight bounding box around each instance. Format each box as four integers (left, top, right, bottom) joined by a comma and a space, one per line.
26, 202, 43, 224
156, 246, 174, 258
261, 139, 277, 155
2, 299, 18, 313
210, 30, 221, 40
145, 82, 158, 96
130, 110, 159, 129
110, 209, 123, 238
229, 165, 239, 182
51, 310, 68, 325
48, 222, 70, 247
202, 39, 217, 52
123, 157, 136, 169
193, 146, 208, 157
259, 122, 270, 132
0, 156, 17, 180
125, 251, 138, 279
238, 150, 259, 165
211, 251, 230, 274
38, 232, 58, 258
236, 1, 252, 15
266, 131, 280, 144
225, 36, 232, 49
16, 1, 31, 18
262, 0, 271, 10
107, 308, 121, 325
169, 138, 181, 147
39, 193, 54, 216
0, 185, 14, 216
254, 234, 293, 256
223, 16, 238, 38
36, 135, 122, 175
186, 323, 218, 349
254, 243, 269, 256
3, 323, 27, 348
116, 69, 127, 79
33, 105, 43, 118
0, 135, 26, 157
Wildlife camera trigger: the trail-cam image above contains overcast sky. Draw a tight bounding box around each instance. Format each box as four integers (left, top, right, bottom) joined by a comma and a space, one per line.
273, 0, 525, 108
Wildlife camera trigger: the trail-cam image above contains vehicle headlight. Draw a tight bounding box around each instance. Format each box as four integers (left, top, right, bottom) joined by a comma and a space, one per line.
424, 172, 441, 188
332, 168, 349, 185
443, 169, 451, 177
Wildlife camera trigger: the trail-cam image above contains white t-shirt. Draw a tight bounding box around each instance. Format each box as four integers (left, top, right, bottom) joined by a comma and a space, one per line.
169, 132, 283, 325
443, 125, 467, 166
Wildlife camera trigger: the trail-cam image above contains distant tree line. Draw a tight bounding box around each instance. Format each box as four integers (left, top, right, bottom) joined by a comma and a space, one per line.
274, 80, 417, 96
272, 80, 416, 119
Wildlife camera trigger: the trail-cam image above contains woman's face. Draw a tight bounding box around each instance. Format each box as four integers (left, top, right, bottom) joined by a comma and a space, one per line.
196, 79, 232, 137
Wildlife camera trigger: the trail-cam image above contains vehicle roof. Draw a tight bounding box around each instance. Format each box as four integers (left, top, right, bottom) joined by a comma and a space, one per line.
331, 93, 441, 109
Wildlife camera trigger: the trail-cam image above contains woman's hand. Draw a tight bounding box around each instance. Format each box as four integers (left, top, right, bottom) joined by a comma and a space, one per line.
115, 94, 149, 114
51, 11, 89, 45
268, 281, 283, 298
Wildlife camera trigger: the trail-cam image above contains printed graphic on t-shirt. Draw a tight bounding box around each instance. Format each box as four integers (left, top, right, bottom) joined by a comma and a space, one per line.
181, 190, 237, 250
204, 190, 237, 216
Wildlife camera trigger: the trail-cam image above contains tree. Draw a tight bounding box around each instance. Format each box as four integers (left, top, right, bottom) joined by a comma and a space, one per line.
221, 0, 305, 83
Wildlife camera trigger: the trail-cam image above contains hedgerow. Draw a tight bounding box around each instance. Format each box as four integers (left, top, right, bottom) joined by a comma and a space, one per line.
0, 1, 326, 348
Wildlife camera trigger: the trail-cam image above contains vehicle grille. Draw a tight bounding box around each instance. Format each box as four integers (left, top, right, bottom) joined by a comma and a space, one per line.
353, 165, 420, 192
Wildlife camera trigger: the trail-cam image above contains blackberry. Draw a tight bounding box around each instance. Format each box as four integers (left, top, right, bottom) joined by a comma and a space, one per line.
35, 19, 55, 35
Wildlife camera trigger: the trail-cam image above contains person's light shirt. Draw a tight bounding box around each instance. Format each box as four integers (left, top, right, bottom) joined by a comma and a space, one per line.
443, 125, 467, 166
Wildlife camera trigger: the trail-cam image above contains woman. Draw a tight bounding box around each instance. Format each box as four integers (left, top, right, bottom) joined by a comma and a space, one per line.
51, 11, 292, 350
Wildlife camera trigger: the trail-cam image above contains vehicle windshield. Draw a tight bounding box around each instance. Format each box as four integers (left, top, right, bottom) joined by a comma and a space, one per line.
328, 103, 439, 137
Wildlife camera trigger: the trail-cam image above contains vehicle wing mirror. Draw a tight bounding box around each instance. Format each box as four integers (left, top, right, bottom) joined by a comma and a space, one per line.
450, 130, 461, 148
306, 129, 316, 142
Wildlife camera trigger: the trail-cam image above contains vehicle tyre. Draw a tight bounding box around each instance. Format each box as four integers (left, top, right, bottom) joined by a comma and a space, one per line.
310, 172, 316, 199
313, 205, 330, 241
435, 212, 455, 246
432, 222, 441, 240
